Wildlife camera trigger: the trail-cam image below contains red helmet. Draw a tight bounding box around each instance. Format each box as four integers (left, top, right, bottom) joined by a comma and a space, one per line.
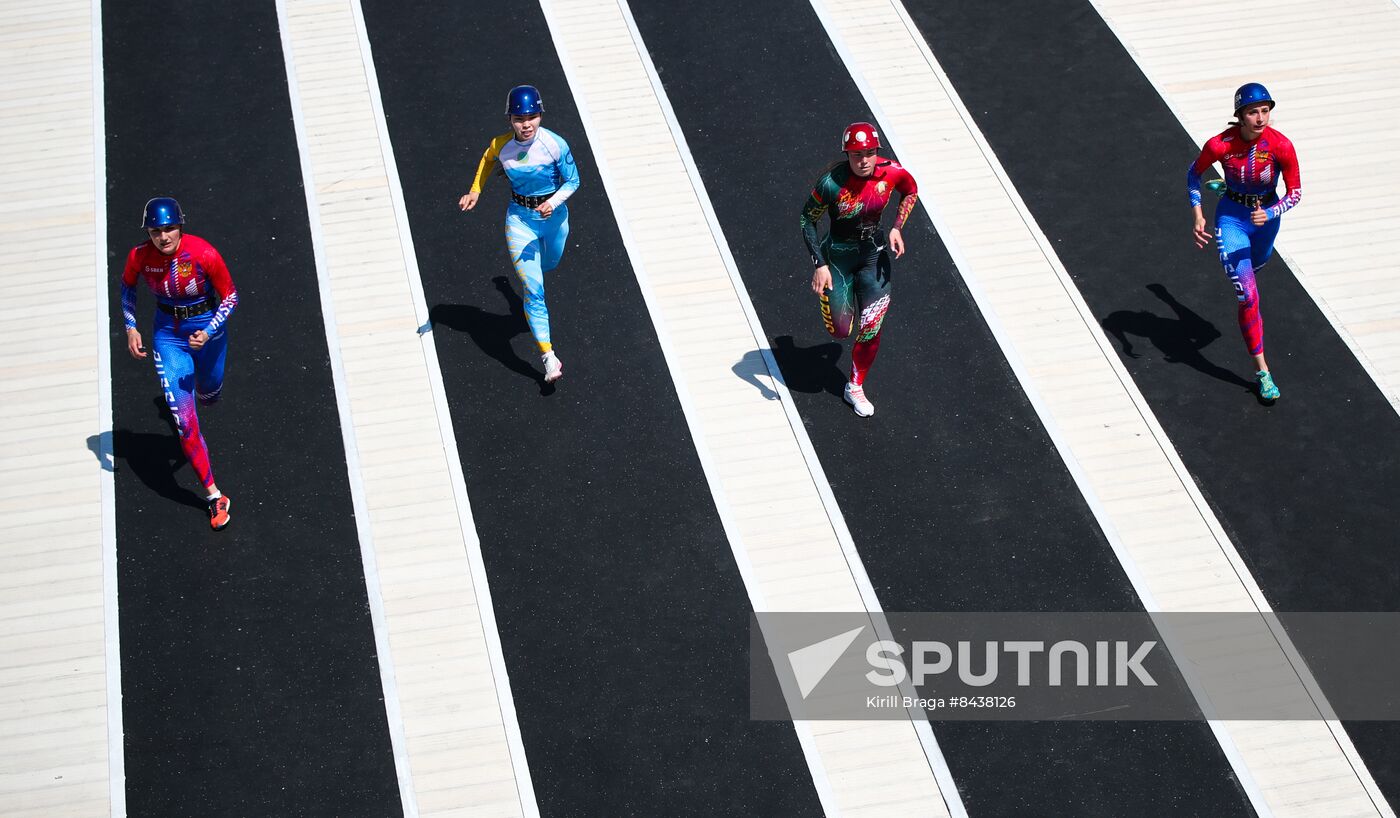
842, 122, 880, 152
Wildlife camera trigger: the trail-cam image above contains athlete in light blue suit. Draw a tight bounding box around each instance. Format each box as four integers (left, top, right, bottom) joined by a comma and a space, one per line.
460, 85, 581, 383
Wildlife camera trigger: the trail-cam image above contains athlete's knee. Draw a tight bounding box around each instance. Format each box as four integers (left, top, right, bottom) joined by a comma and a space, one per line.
514, 263, 544, 292
176, 409, 202, 443
545, 223, 569, 271
520, 283, 546, 310
856, 295, 890, 342
1231, 271, 1258, 305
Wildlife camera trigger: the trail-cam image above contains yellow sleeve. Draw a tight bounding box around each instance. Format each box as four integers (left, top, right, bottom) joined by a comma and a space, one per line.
469, 133, 512, 193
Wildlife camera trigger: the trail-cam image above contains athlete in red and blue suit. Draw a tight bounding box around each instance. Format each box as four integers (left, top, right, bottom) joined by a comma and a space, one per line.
1188, 82, 1301, 401
800, 122, 918, 417
122, 197, 239, 529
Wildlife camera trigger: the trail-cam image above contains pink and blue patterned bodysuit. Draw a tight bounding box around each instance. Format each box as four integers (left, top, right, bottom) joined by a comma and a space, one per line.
1187, 125, 1301, 356
122, 233, 239, 491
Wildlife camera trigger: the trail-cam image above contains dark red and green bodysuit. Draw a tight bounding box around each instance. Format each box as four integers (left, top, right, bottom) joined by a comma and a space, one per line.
800, 159, 918, 385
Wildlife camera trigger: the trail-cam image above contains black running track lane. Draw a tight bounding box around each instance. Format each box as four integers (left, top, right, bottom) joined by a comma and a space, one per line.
902, 0, 1400, 807
104, 3, 401, 815
358, 3, 822, 815
629, 2, 1253, 816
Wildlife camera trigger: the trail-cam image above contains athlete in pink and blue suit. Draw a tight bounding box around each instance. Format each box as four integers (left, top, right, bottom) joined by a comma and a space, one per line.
122, 197, 239, 530
1187, 82, 1301, 401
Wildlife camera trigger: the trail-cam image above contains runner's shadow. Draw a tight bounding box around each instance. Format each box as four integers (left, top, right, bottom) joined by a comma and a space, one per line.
430, 277, 549, 390
769, 336, 845, 398
732, 349, 780, 401
85, 431, 114, 472
109, 398, 208, 510
1101, 284, 1253, 391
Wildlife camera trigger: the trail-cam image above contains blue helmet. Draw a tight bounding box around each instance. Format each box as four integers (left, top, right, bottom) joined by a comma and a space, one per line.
1233, 82, 1274, 113
142, 196, 184, 229
505, 85, 544, 116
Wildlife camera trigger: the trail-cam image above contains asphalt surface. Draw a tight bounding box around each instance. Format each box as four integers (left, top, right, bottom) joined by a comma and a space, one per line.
628, 0, 1256, 814
359, 1, 824, 813
104, 1, 401, 815
902, 0, 1400, 803
91, 0, 1397, 813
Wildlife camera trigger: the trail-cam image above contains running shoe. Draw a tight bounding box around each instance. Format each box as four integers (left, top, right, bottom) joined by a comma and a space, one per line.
208, 494, 232, 531
844, 381, 874, 417
543, 351, 563, 383
1256, 370, 1280, 401
1205, 178, 1228, 196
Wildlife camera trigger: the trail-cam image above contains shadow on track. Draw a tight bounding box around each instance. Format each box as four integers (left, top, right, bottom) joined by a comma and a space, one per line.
109, 398, 210, 511
85, 431, 114, 472
768, 336, 845, 398
730, 349, 780, 401
1101, 283, 1254, 392
430, 276, 556, 394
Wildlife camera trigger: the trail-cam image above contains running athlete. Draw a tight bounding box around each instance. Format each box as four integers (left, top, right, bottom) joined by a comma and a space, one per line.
800, 122, 918, 417
121, 197, 239, 529
1187, 82, 1302, 402
460, 84, 580, 384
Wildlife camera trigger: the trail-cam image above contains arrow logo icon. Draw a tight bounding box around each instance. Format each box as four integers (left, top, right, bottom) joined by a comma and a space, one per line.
787, 626, 866, 699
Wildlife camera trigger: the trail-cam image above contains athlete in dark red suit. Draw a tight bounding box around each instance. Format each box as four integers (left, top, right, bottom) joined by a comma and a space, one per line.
800, 121, 918, 417
122, 197, 239, 529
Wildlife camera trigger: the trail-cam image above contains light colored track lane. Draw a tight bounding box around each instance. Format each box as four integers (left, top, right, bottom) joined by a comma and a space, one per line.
0, 0, 120, 815
539, 0, 961, 814
276, 0, 536, 814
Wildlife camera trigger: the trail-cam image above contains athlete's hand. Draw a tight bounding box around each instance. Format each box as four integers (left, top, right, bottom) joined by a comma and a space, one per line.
459, 192, 480, 211
1250, 204, 1268, 226
888, 227, 905, 259
188, 330, 209, 350
1192, 214, 1212, 248
811, 265, 832, 296
535, 201, 554, 218
126, 328, 146, 360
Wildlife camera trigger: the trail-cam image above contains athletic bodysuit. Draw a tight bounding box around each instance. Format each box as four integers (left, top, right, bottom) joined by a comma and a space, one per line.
800, 159, 918, 385
470, 126, 580, 353
1187, 125, 1301, 356
122, 233, 238, 490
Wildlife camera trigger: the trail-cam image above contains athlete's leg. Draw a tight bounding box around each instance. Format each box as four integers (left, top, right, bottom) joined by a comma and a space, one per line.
1215, 207, 1264, 358
1249, 213, 1282, 274
1246, 214, 1282, 398
849, 247, 892, 386
152, 316, 216, 491
193, 323, 228, 406
540, 206, 570, 273
505, 210, 552, 353
535, 208, 570, 382
821, 239, 858, 340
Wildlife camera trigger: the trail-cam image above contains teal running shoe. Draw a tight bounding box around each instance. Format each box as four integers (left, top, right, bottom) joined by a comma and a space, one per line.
1257, 370, 1280, 401
1205, 178, 1228, 196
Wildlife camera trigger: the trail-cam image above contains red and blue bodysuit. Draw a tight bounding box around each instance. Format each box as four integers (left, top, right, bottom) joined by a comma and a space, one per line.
122, 234, 238, 491
800, 159, 918, 385
1187, 125, 1301, 356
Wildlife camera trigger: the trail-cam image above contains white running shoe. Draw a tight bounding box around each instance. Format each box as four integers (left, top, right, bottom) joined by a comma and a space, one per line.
844, 381, 874, 417
543, 350, 564, 383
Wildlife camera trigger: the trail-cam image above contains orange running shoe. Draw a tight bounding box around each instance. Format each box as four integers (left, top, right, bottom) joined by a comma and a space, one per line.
208, 495, 232, 531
